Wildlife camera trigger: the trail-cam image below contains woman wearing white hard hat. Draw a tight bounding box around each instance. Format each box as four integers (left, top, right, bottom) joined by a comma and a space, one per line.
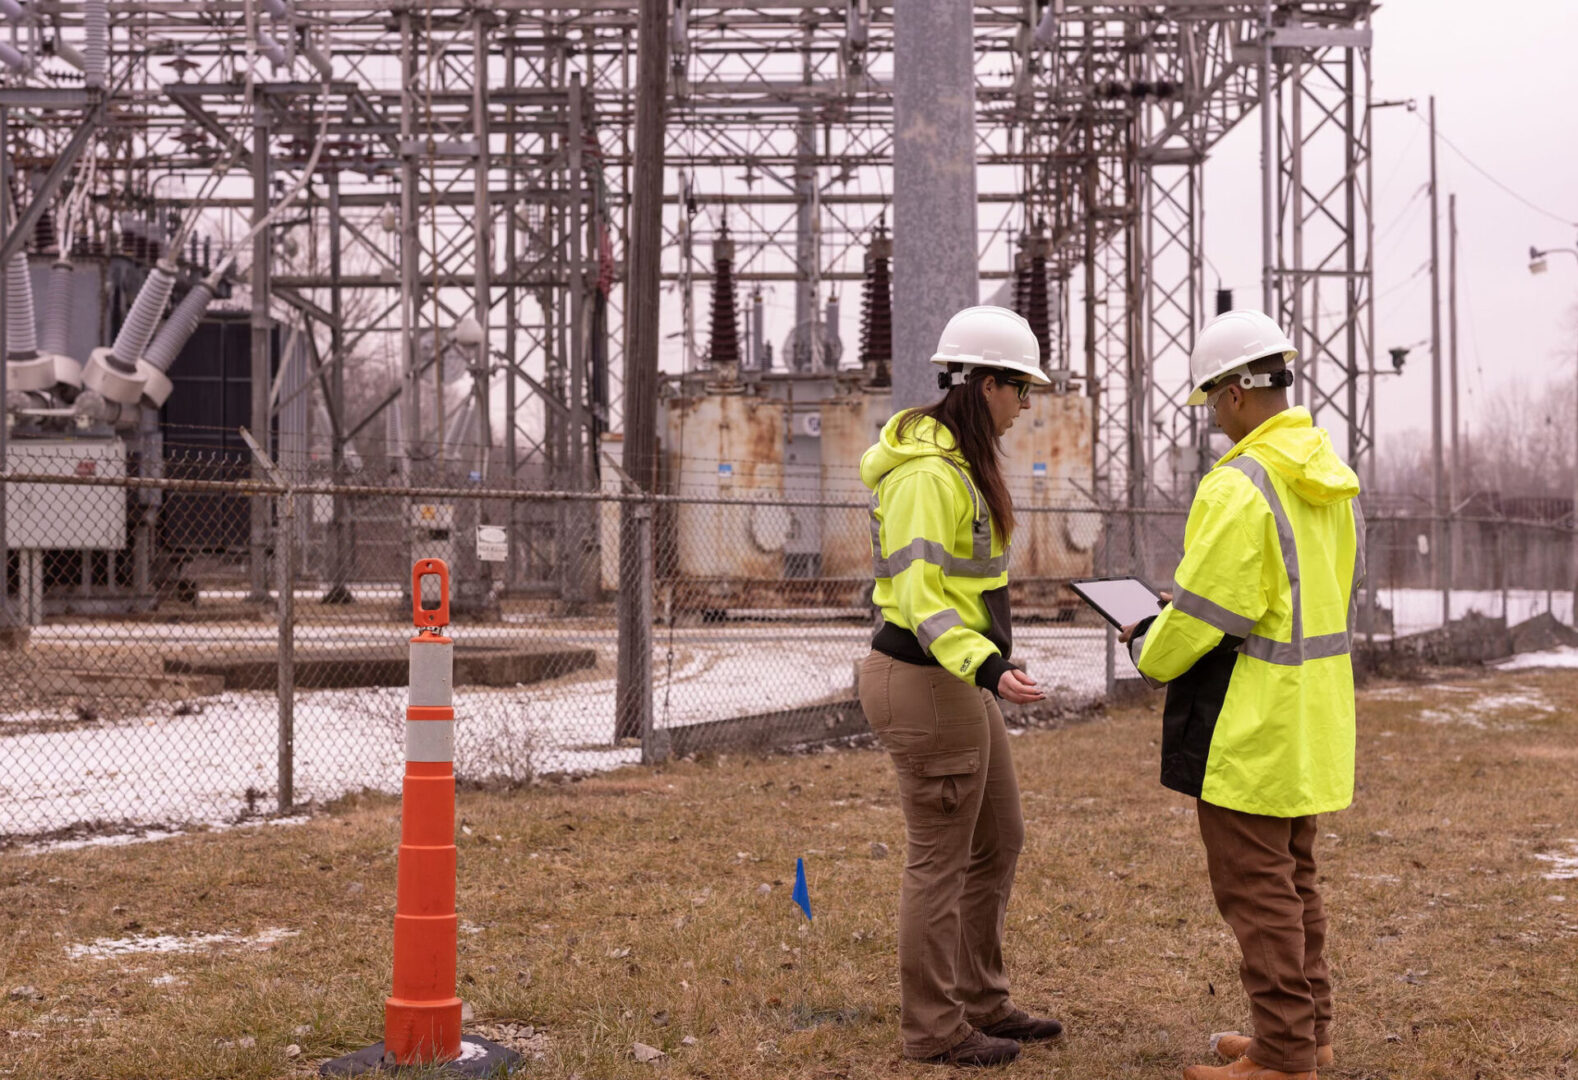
856, 305, 1063, 1067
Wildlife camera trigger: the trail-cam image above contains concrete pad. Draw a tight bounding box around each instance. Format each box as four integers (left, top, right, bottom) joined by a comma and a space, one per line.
164, 644, 597, 691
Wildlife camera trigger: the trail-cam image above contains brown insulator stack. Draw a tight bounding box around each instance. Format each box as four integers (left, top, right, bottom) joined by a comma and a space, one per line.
1017, 216, 1051, 364
858, 221, 893, 386
705, 223, 741, 368
33, 207, 55, 255
1013, 249, 1030, 317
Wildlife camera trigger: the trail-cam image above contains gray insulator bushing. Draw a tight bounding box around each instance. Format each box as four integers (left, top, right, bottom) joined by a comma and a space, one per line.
257, 29, 288, 67
110, 266, 175, 371
6, 252, 38, 357
39, 261, 73, 358
143, 280, 213, 374
84, 0, 107, 89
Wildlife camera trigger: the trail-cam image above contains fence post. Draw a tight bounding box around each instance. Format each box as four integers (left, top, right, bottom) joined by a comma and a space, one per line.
277, 484, 296, 813
241, 427, 293, 813
1102, 508, 1115, 701
1497, 517, 1508, 625
634, 501, 665, 764
1363, 509, 1376, 649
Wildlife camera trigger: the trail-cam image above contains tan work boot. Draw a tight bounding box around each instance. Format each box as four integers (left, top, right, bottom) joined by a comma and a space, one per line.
1211, 1032, 1332, 1068
919, 1029, 1021, 1068
1182, 1055, 1314, 1080
978, 1009, 1064, 1043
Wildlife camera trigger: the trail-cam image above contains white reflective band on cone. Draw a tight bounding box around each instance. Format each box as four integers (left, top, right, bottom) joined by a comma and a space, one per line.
408, 641, 454, 707
405, 719, 455, 763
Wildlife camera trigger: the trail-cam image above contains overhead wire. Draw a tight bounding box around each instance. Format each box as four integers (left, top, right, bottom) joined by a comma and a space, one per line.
1420, 112, 1578, 229
208, 13, 332, 283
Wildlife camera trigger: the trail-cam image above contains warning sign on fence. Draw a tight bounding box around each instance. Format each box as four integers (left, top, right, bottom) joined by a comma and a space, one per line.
476, 525, 508, 562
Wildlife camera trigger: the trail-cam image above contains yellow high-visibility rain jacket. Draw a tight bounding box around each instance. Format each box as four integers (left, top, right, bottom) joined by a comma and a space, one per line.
1130, 407, 1364, 817
862, 411, 1017, 695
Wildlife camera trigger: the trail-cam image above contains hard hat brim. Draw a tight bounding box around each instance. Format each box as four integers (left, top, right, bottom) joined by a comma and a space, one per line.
1186, 348, 1298, 406
927, 354, 1052, 385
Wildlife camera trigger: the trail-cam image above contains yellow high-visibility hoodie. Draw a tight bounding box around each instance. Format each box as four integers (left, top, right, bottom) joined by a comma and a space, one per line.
861, 411, 1017, 695
1129, 407, 1364, 817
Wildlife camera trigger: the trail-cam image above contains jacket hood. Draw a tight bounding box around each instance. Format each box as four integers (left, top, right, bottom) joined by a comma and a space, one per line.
861, 411, 965, 490
1219, 407, 1360, 506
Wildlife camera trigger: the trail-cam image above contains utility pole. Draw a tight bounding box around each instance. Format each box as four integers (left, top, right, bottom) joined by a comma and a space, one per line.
615, 0, 667, 745
1428, 95, 1446, 629
1259, 0, 1276, 314
892, 0, 979, 411
1448, 192, 1460, 602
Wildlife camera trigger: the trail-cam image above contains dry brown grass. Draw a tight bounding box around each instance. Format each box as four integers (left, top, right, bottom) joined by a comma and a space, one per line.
2, 668, 1577, 1080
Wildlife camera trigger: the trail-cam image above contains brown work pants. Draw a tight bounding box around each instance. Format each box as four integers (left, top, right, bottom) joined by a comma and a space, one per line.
858, 651, 1025, 1058
1196, 799, 1333, 1074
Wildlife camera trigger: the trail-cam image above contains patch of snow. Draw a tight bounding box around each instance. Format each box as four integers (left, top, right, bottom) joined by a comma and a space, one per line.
1418, 708, 1485, 730
1372, 587, 1573, 637
20, 828, 186, 855
1535, 841, 1578, 881
67, 927, 298, 960
1414, 687, 1553, 729
0, 709, 73, 729
18, 814, 312, 856
1494, 646, 1578, 671
1474, 692, 1556, 713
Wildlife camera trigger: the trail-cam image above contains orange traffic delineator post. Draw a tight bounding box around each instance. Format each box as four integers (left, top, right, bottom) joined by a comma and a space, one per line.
321, 560, 520, 1078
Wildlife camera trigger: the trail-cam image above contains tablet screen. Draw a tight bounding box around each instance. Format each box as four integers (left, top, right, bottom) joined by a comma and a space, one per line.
1072, 578, 1165, 628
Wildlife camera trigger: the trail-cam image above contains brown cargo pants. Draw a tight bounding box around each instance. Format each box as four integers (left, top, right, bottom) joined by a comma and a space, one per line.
858, 650, 1026, 1059
1196, 799, 1333, 1073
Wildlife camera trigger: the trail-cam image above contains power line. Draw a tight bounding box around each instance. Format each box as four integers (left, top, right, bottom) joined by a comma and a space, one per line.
1423, 114, 1578, 229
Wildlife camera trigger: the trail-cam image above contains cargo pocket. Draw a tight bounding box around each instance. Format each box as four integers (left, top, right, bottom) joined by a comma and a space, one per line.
909, 747, 981, 818
928, 666, 989, 729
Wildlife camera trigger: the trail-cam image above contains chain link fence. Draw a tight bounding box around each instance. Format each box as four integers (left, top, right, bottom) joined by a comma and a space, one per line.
1, 443, 1574, 842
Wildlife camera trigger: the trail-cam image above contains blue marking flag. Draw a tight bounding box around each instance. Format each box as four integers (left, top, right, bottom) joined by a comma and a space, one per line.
792, 857, 812, 921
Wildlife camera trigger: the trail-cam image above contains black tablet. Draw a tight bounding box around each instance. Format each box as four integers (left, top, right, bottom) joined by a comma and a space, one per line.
1070, 577, 1166, 629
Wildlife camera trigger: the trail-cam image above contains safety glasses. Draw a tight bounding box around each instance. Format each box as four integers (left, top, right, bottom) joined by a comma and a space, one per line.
1000, 378, 1033, 402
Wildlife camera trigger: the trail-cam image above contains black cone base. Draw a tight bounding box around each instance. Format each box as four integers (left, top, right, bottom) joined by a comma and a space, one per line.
320, 1036, 523, 1077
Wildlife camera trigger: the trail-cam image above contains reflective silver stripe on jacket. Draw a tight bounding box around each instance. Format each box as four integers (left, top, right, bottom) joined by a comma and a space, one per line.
1171, 584, 1257, 638
1348, 499, 1367, 634
916, 609, 963, 653
936, 457, 995, 561
872, 538, 1009, 580
1223, 457, 1361, 667
869, 457, 1004, 578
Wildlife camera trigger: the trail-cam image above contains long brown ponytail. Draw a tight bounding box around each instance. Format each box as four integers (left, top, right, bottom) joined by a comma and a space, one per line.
895, 368, 1016, 539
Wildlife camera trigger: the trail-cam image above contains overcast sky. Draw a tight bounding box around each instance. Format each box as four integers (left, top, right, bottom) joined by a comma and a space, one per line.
1200, 0, 1578, 447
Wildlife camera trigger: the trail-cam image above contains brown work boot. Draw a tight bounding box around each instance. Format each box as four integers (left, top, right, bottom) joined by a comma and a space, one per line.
1211, 1033, 1332, 1068
920, 1029, 1022, 1067
979, 1009, 1064, 1043
1182, 1055, 1315, 1080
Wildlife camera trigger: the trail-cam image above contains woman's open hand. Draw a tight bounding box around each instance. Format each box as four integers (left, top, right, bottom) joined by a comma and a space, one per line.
997, 668, 1046, 705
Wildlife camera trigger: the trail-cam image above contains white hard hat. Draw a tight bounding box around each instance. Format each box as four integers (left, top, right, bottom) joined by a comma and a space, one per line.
1186, 309, 1297, 405
929, 305, 1050, 386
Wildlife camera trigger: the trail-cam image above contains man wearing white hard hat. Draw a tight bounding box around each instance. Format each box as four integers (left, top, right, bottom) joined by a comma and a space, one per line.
857, 306, 1063, 1067
1119, 310, 1364, 1080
